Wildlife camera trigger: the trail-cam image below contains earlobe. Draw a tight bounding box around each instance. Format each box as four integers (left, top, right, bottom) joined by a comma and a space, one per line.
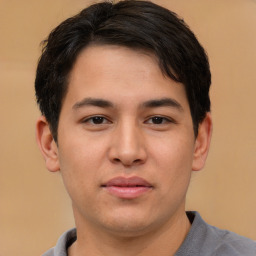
36, 116, 60, 172
192, 113, 212, 171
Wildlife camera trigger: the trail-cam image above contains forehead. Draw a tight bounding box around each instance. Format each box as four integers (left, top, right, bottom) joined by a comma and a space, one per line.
64, 45, 190, 111
70, 45, 161, 85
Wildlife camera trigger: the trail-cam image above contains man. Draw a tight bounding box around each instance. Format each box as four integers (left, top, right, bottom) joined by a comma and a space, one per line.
35, 1, 256, 255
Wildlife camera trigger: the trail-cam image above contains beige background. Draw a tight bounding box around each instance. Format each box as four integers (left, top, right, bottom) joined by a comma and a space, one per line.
0, 0, 256, 255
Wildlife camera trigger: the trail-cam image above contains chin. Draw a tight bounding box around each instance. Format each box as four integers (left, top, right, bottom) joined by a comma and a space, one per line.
99, 210, 156, 237
104, 222, 152, 238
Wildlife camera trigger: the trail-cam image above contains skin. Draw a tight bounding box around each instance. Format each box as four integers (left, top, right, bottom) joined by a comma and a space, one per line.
36, 45, 212, 256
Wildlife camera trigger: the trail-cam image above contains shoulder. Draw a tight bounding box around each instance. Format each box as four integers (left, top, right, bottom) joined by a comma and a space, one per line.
42, 228, 77, 256
42, 248, 54, 256
176, 212, 256, 256
205, 223, 256, 255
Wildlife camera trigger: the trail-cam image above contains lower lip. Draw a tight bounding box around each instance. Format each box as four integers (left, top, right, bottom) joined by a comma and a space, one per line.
104, 186, 152, 199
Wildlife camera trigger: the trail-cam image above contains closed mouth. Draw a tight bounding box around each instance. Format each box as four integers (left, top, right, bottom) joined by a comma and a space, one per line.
102, 176, 153, 199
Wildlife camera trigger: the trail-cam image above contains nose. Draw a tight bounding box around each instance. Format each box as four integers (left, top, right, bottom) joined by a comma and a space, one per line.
108, 121, 147, 167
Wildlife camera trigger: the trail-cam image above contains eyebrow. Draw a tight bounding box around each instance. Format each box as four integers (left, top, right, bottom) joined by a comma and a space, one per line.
72, 97, 183, 112
141, 98, 184, 111
72, 97, 114, 109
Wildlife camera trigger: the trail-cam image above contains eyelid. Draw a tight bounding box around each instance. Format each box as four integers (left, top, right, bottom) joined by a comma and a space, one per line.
82, 115, 112, 124
144, 115, 177, 124
80, 115, 176, 126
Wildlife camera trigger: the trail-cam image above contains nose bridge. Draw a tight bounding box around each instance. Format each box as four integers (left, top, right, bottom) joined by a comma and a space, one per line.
109, 117, 146, 166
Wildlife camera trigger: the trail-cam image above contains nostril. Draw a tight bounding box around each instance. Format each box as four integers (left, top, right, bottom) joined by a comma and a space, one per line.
112, 157, 142, 167
113, 158, 121, 163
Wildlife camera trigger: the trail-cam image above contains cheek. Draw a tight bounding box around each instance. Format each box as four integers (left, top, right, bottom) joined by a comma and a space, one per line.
152, 132, 194, 164
149, 134, 195, 186
59, 133, 108, 168
57, 137, 108, 196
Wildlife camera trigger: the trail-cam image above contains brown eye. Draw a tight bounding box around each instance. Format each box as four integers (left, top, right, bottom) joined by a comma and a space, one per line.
91, 116, 105, 124
83, 116, 110, 125
145, 116, 173, 125
151, 116, 165, 124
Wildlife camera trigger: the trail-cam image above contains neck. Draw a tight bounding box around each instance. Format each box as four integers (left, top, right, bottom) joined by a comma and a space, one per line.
68, 211, 191, 256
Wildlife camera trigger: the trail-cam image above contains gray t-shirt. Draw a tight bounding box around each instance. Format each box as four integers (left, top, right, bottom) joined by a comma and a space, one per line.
42, 212, 256, 256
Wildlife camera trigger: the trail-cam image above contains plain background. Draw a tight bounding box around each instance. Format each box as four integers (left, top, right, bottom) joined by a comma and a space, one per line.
0, 0, 255, 255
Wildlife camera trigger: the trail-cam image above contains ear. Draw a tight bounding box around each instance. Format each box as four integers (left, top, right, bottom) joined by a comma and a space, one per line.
36, 116, 60, 172
192, 112, 212, 171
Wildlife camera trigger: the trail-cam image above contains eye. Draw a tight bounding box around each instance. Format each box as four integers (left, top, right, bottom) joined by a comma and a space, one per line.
82, 116, 110, 125
145, 116, 175, 125
150, 116, 166, 124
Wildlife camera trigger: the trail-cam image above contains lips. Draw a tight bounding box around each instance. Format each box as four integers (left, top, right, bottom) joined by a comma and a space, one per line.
102, 176, 153, 199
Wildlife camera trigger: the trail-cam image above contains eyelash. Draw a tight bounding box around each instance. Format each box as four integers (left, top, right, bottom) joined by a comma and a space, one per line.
82, 116, 111, 125
82, 115, 175, 126
145, 116, 176, 125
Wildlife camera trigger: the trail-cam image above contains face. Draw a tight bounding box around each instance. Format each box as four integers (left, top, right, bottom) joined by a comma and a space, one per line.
37, 45, 211, 237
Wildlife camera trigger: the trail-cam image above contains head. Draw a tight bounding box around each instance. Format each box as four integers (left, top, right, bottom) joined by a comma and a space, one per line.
35, 0, 211, 142
35, 0, 212, 241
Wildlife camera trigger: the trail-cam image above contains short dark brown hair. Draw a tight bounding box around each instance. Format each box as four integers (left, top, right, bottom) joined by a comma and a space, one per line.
35, 0, 211, 141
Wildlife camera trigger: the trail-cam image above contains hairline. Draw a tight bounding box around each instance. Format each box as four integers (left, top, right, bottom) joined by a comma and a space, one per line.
53, 42, 198, 142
